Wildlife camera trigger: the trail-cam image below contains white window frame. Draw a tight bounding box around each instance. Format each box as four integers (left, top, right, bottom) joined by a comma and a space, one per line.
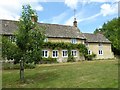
71, 38, 77, 44
71, 50, 77, 57
88, 50, 92, 55
42, 50, 49, 58
52, 50, 58, 58
62, 50, 68, 57
98, 50, 103, 55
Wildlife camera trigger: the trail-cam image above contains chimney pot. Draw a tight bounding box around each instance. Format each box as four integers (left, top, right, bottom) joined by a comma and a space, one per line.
31, 14, 37, 22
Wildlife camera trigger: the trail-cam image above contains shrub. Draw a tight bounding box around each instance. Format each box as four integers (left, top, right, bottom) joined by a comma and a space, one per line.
40, 57, 57, 64
85, 53, 96, 60
67, 56, 76, 62
2, 62, 36, 70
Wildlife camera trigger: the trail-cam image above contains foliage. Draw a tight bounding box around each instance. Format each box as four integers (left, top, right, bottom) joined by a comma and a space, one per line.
43, 42, 88, 61
94, 18, 120, 55
2, 5, 45, 64
43, 42, 88, 57
67, 56, 75, 62
2, 5, 45, 81
8, 5, 44, 64
2, 36, 22, 63
2, 62, 35, 70
85, 53, 96, 60
40, 57, 57, 64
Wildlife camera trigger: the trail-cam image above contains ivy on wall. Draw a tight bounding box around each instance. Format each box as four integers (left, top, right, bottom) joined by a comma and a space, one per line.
42, 42, 88, 57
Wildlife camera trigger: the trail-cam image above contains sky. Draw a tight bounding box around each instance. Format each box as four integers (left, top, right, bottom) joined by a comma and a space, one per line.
0, 0, 119, 33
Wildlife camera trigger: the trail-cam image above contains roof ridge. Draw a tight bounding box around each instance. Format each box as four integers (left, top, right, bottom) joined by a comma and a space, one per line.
0, 19, 73, 27
38, 22, 73, 27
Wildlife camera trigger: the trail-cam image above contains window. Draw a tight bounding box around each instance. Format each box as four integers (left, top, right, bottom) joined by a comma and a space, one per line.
99, 43, 102, 46
9, 36, 16, 42
99, 50, 103, 55
42, 50, 48, 58
86, 43, 89, 47
62, 50, 68, 57
71, 50, 77, 57
9, 36, 12, 40
71, 38, 77, 44
52, 50, 58, 58
44, 38, 48, 42
88, 50, 92, 55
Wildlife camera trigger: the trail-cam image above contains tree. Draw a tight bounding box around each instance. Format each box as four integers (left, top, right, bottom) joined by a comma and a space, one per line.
15, 5, 45, 81
2, 36, 22, 63
94, 18, 120, 55
2, 5, 45, 82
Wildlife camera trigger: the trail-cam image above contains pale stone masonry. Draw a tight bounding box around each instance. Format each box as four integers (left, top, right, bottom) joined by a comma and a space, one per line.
0, 19, 114, 62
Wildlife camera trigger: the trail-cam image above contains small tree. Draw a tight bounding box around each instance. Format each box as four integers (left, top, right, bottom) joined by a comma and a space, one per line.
15, 5, 45, 81
2, 36, 22, 63
2, 5, 45, 81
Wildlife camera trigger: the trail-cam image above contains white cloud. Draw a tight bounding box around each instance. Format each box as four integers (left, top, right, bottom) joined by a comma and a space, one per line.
65, 12, 101, 26
64, 0, 78, 9
0, 0, 43, 20
90, 0, 118, 3
65, 2, 118, 26
100, 3, 118, 16
79, 0, 119, 3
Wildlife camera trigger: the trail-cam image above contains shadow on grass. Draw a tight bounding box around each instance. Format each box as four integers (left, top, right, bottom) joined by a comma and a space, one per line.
18, 71, 59, 85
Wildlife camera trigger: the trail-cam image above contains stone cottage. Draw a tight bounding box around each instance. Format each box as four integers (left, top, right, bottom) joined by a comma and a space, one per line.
0, 17, 114, 62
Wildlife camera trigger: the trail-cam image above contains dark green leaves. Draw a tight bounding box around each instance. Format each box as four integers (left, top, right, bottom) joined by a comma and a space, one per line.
94, 18, 120, 55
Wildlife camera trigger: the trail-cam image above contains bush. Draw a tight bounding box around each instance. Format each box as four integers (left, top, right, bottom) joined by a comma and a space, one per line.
67, 56, 76, 62
40, 57, 57, 64
2, 62, 36, 70
85, 53, 96, 60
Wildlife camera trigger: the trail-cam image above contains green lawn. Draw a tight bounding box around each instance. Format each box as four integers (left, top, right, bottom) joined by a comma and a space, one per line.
2, 60, 118, 88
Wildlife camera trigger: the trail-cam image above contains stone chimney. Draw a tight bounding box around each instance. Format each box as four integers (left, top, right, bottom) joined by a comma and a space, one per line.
31, 14, 37, 23
73, 18, 77, 27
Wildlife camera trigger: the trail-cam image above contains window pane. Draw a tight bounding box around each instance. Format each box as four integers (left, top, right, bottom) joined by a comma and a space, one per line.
53, 51, 55, 57
62, 50, 67, 57
65, 51, 67, 56
45, 51, 47, 57
53, 50, 58, 57
42, 51, 44, 56
56, 51, 58, 57
72, 50, 77, 56
71, 39, 77, 44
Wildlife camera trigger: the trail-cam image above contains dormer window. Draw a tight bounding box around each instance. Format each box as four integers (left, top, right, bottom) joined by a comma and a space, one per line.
99, 43, 102, 46
86, 42, 89, 47
71, 38, 77, 44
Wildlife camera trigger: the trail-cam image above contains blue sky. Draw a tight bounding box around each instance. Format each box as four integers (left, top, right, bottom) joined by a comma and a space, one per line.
0, 0, 118, 33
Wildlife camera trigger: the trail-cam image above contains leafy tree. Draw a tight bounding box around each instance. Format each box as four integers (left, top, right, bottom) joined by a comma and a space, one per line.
2, 36, 22, 63
94, 18, 120, 55
15, 5, 45, 81
2, 5, 45, 81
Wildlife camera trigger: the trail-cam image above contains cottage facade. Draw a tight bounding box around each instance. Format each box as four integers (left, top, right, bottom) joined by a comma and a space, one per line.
0, 19, 114, 62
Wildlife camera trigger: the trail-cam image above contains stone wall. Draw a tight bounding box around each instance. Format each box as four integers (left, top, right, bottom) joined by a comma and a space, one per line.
87, 42, 114, 59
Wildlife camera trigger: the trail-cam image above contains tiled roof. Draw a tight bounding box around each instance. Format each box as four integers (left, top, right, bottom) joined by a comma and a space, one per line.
0, 20, 18, 35
0, 20, 111, 43
0, 19, 85, 39
83, 33, 111, 43
38, 23, 85, 39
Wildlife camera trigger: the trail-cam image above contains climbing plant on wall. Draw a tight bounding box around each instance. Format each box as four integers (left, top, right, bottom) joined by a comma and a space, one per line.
42, 42, 88, 57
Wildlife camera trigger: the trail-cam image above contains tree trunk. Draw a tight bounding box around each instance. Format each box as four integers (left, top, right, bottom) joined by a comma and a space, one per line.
20, 60, 24, 82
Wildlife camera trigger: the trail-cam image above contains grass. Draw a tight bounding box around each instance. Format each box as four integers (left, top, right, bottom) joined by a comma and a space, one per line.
2, 59, 118, 88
